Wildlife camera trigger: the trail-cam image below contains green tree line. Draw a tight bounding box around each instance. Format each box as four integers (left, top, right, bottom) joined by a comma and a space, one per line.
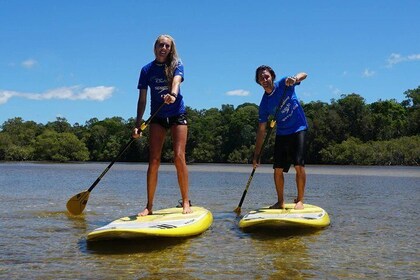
1, 86, 419, 165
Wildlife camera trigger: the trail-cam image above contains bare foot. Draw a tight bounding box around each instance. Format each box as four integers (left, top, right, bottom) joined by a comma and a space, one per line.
294, 201, 304, 210
182, 202, 193, 214
138, 208, 152, 216
269, 202, 285, 209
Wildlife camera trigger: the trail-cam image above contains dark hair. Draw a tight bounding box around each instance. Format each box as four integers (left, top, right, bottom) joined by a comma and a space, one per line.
255, 65, 276, 84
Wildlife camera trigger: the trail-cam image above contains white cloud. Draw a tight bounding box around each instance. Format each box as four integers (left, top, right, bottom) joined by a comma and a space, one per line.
225, 89, 250, 96
76, 86, 114, 101
407, 54, 420, 60
0, 86, 115, 105
328, 85, 341, 96
0, 91, 15, 104
362, 68, 375, 77
387, 53, 420, 67
21, 59, 37, 69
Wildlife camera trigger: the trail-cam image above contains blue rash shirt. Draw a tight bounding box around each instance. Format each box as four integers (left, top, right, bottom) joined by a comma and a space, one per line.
258, 77, 308, 136
137, 60, 186, 118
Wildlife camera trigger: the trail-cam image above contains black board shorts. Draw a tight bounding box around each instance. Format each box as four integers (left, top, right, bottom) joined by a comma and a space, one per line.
151, 114, 188, 129
273, 130, 307, 173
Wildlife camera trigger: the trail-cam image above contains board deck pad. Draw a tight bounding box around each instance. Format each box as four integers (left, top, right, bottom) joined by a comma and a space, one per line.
239, 203, 330, 230
87, 206, 213, 241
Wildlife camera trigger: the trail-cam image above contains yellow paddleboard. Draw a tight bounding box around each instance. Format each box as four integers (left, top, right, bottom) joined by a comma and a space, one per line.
87, 206, 213, 241
239, 204, 330, 230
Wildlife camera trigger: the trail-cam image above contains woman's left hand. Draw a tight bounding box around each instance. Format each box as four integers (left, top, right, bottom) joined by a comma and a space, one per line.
163, 93, 177, 104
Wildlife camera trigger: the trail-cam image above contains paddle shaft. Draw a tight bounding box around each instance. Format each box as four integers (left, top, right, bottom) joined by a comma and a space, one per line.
86, 102, 165, 193
87, 138, 134, 192
236, 119, 275, 209
235, 85, 289, 211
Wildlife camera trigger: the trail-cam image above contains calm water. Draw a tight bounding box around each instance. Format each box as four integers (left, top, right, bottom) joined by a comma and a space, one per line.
0, 162, 419, 279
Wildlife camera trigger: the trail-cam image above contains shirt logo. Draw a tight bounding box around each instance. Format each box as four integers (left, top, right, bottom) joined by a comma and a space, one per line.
155, 85, 168, 94
152, 77, 168, 94
154, 78, 166, 84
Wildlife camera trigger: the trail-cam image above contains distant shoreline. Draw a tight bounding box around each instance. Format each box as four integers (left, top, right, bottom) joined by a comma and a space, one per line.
1, 161, 419, 178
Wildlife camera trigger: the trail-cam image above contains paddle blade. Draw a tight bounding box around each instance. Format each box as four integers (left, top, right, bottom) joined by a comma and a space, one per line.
233, 206, 241, 215
66, 190, 90, 215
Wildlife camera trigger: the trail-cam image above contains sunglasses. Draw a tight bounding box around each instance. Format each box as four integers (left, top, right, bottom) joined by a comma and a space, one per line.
158, 43, 171, 49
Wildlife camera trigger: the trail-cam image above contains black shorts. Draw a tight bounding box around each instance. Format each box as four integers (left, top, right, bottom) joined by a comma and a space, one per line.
150, 114, 188, 129
273, 130, 307, 173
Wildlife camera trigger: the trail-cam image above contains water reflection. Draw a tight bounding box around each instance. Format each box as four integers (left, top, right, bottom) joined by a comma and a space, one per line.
65, 212, 89, 231
246, 229, 321, 279
83, 237, 190, 254
81, 236, 195, 278
243, 227, 325, 238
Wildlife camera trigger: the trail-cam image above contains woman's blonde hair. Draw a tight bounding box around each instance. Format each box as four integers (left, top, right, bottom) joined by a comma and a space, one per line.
154, 34, 180, 90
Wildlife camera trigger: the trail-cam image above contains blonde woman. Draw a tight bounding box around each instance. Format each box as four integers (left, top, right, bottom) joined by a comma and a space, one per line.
133, 35, 191, 215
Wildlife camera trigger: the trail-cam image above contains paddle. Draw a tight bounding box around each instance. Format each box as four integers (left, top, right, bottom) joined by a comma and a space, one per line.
66, 103, 165, 215
234, 85, 289, 215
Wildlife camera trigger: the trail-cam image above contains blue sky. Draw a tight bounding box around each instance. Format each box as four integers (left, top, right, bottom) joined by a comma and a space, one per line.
1, 1, 419, 125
